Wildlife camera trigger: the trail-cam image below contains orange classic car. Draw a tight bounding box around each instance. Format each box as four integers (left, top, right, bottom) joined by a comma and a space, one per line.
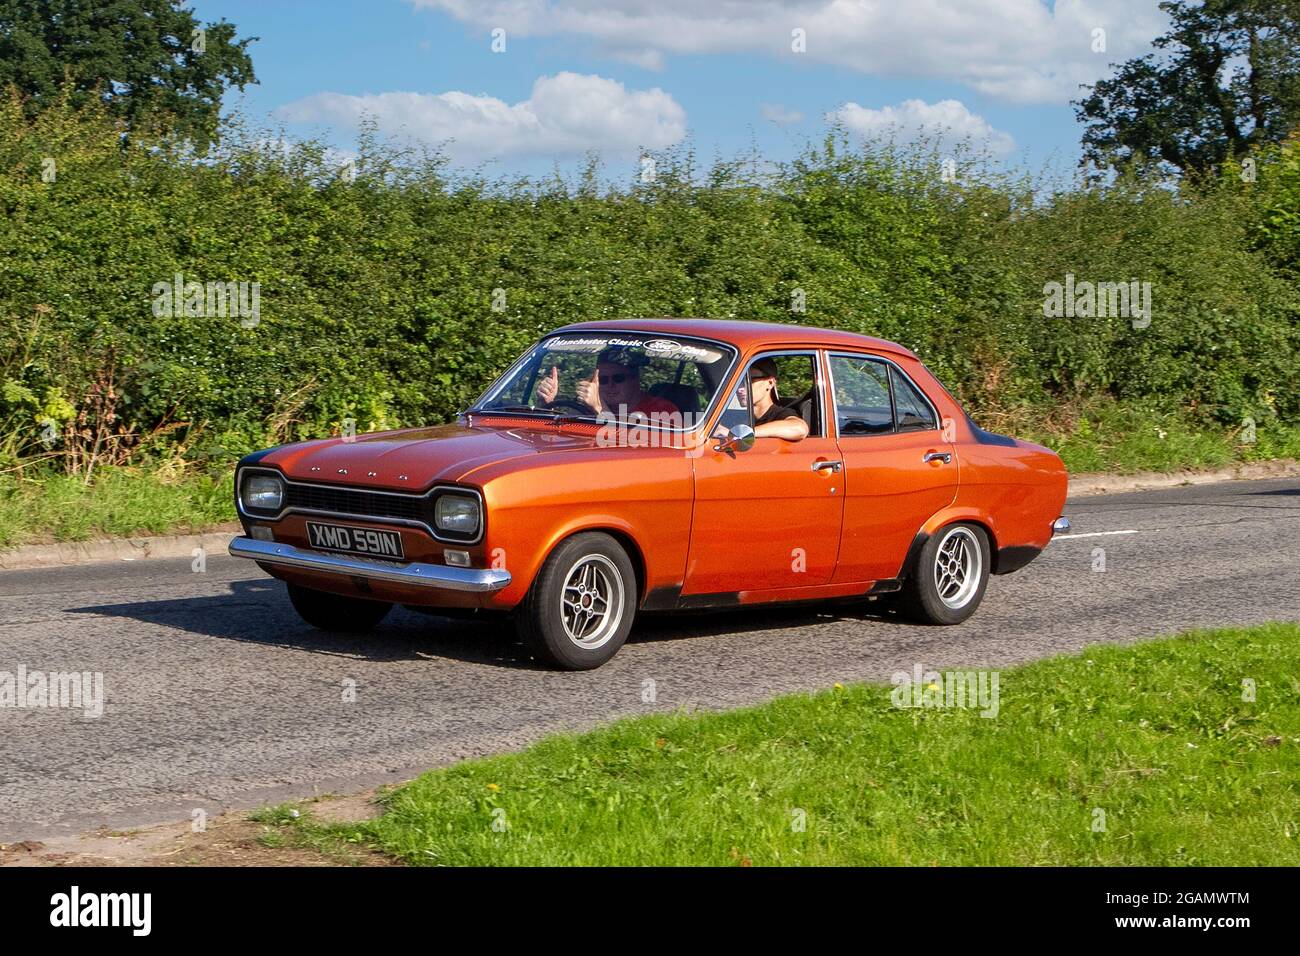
229, 319, 1070, 669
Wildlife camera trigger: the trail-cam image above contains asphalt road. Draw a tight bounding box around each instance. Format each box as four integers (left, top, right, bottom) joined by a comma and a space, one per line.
1, 478, 1297, 841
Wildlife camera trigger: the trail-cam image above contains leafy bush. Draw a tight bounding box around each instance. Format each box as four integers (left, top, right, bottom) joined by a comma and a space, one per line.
0, 91, 1296, 478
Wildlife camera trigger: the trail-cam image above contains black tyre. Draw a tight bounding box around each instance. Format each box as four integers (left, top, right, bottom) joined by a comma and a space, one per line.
287, 583, 392, 632
516, 532, 637, 670
899, 523, 990, 625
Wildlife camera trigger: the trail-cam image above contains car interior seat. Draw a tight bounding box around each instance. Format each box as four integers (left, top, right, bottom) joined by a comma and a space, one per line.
648, 382, 700, 415
786, 388, 819, 433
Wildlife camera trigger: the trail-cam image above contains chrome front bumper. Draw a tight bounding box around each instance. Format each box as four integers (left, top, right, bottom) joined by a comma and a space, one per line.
1051, 516, 1071, 535
228, 536, 511, 592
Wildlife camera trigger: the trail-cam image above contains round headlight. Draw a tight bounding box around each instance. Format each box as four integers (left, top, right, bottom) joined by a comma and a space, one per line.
435, 494, 480, 535
242, 473, 284, 511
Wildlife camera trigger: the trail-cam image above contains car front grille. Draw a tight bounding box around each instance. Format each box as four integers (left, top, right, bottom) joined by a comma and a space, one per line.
283, 483, 430, 523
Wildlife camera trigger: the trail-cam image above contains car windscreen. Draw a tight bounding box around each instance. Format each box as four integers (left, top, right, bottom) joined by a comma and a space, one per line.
475, 332, 737, 430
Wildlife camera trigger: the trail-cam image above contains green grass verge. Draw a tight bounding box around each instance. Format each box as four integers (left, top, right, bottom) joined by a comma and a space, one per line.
0, 466, 235, 549
1021, 403, 1300, 475
272, 623, 1300, 866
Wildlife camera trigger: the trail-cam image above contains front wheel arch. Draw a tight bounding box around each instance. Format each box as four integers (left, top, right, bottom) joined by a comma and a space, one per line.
517, 524, 648, 608
595, 527, 647, 607
514, 530, 640, 669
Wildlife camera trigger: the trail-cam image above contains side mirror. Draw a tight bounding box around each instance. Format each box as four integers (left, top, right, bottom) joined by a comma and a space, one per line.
714, 423, 756, 455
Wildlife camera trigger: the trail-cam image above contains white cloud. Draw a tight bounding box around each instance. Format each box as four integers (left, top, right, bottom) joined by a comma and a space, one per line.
761, 103, 804, 125
411, 1, 1169, 104
829, 98, 1015, 156
605, 47, 666, 71
275, 72, 687, 160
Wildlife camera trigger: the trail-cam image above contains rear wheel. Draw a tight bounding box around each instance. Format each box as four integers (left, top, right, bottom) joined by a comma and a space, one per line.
288, 583, 392, 632
516, 532, 636, 670
899, 523, 990, 625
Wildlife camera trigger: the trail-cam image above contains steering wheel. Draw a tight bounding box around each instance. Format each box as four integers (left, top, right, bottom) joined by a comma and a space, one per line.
544, 398, 594, 414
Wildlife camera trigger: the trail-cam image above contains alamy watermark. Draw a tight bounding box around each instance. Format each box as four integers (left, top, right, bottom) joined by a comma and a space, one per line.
151, 273, 261, 328
891, 664, 999, 718
0, 666, 103, 718
50, 886, 150, 936
1042, 274, 1152, 328
595, 409, 708, 457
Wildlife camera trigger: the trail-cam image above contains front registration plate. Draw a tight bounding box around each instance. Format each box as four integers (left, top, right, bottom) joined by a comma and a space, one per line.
305, 521, 405, 560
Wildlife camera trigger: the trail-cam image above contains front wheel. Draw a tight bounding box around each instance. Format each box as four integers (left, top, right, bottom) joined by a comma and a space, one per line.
516, 532, 637, 670
899, 523, 990, 625
288, 583, 392, 632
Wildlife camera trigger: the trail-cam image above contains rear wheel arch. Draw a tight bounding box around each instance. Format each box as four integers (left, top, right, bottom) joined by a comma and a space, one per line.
902, 514, 998, 581
899, 521, 992, 625
933, 516, 1003, 574
963, 518, 998, 569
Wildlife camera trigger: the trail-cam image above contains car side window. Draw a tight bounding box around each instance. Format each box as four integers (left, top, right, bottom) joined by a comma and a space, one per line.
829, 355, 892, 435
890, 366, 937, 432
718, 353, 822, 437
766, 353, 820, 435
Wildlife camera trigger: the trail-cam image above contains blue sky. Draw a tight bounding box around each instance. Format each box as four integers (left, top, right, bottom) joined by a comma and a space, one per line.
191, 0, 1171, 181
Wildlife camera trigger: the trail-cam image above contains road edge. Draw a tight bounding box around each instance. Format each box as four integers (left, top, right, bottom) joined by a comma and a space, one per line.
1, 460, 1296, 570
0, 524, 241, 571
1065, 458, 1299, 497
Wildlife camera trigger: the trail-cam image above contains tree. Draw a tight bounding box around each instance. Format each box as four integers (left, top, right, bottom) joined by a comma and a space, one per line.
1074, 0, 1300, 178
0, 0, 256, 147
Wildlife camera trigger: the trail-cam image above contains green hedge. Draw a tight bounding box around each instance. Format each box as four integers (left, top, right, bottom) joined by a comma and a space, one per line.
1, 93, 1296, 473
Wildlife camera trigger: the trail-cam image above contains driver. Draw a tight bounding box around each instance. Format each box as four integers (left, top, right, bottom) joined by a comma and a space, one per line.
537, 347, 679, 419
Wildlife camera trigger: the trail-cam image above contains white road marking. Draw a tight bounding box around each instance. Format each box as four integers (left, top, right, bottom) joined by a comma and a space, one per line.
1054, 529, 1141, 540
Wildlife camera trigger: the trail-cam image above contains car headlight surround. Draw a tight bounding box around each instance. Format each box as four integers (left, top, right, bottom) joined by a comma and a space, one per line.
241, 472, 285, 512
434, 493, 480, 536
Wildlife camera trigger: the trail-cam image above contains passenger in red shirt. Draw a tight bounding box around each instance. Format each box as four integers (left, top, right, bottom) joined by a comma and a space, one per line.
537, 348, 679, 421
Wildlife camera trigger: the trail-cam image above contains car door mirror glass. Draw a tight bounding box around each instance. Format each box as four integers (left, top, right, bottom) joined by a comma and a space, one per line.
715, 423, 756, 454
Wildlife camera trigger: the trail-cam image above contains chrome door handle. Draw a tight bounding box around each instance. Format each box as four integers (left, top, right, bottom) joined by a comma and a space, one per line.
923, 452, 952, 464
812, 460, 843, 473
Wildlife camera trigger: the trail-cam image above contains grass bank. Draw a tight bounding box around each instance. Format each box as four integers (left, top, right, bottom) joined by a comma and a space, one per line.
269, 622, 1299, 866
0, 466, 234, 549
1021, 400, 1300, 475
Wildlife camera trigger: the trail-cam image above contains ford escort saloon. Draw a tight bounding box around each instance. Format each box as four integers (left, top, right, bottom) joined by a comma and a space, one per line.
229, 319, 1070, 669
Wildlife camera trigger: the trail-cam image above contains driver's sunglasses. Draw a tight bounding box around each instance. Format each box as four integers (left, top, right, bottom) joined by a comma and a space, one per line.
598, 373, 630, 385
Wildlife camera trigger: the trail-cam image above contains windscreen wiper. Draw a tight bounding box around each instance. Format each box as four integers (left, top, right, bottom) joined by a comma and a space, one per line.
467, 404, 561, 416
468, 405, 597, 427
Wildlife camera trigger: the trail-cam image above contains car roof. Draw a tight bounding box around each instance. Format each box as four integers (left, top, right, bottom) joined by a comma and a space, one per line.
553, 317, 918, 360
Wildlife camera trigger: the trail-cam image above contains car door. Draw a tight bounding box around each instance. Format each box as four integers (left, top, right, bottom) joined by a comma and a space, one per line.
826, 352, 958, 584
683, 350, 845, 595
